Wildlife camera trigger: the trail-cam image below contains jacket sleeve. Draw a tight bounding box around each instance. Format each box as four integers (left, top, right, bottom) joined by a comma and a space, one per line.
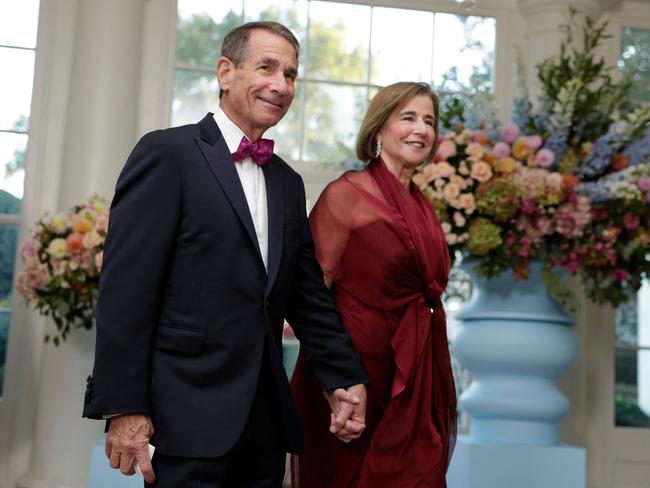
284, 177, 368, 392
83, 131, 181, 419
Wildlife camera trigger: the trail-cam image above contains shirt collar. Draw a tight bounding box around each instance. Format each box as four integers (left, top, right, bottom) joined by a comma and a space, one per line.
213, 106, 247, 154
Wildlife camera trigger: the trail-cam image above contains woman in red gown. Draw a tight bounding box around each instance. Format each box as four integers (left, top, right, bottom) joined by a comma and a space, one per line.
291, 82, 457, 487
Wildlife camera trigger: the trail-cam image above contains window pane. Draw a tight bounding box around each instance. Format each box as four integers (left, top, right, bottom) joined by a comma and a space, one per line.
306, 1, 370, 83
370, 7, 433, 86
0, 306, 11, 398
432, 13, 495, 92
619, 27, 650, 104
264, 83, 303, 162
176, 1, 243, 68
171, 69, 219, 127
616, 280, 650, 348
0, 221, 18, 399
0, 0, 40, 48
303, 82, 366, 167
615, 348, 650, 428
0, 47, 35, 132
0, 132, 27, 205
244, 0, 308, 77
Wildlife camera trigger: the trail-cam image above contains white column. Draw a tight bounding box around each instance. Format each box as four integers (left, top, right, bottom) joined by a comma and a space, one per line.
15, 1, 146, 487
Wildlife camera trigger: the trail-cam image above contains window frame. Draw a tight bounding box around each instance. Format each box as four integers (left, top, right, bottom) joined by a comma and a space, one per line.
172, 0, 508, 171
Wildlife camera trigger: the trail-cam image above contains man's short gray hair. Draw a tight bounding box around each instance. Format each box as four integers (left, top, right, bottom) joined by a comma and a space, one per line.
222, 21, 300, 66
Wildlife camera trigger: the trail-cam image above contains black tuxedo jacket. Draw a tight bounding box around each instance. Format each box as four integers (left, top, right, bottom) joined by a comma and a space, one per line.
82, 113, 367, 457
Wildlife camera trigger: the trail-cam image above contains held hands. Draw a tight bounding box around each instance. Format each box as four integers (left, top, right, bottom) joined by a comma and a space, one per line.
325, 383, 367, 443
105, 414, 156, 483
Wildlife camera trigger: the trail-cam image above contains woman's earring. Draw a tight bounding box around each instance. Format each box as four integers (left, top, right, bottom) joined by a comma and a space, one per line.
374, 139, 382, 158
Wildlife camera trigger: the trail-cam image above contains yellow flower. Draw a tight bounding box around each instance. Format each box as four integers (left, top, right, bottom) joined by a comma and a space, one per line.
73, 217, 94, 233
494, 157, 517, 173
51, 214, 68, 234
92, 200, 107, 214
512, 138, 529, 160
47, 238, 68, 259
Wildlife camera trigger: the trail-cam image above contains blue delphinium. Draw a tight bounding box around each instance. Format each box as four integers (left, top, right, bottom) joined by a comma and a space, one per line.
626, 129, 650, 166
579, 123, 625, 179
543, 126, 569, 166
512, 91, 532, 130
576, 181, 612, 203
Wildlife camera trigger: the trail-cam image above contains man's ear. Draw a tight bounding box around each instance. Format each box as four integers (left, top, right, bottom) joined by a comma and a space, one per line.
216, 56, 234, 92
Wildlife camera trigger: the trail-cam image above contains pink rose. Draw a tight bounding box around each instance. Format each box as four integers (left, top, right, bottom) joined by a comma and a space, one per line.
501, 123, 520, 144
20, 238, 38, 263
535, 216, 553, 234
436, 140, 457, 160
470, 161, 493, 183
536, 148, 555, 168
614, 269, 628, 282
623, 212, 640, 231
493, 142, 511, 158
526, 135, 543, 150
638, 177, 650, 192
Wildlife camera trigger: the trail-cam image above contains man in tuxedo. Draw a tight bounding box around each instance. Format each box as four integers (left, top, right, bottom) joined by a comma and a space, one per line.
83, 21, 368, 487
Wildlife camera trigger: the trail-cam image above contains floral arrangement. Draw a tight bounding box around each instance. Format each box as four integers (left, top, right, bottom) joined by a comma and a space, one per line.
15, 196, 108, 344
416, 12, 650, 310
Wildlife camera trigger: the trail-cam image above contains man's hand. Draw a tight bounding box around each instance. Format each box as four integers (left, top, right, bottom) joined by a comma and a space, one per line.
105, 414, 155, 483
324, 383, 367, 443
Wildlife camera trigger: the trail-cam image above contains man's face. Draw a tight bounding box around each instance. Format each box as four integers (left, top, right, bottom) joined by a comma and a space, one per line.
218, 29, 298, 141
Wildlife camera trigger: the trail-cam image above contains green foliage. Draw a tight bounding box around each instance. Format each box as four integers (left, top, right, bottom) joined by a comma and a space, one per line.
176, 11, 240, 68
307, 21, 366, 81
5, 115, 29, 177
536, 9, 631, 143
0, 190, 20, 298
540, 267, 578, 315
615, 394, 650, 428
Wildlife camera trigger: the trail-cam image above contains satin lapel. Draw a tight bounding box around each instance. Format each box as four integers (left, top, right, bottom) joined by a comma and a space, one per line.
195, 115, 263, 263
263, 155, 284, 295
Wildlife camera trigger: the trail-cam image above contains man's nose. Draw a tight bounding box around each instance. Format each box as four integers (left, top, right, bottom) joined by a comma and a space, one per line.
270, 71, 289, 95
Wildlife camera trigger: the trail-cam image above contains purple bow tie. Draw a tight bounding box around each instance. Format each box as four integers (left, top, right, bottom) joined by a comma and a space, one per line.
231, 136, 274, 166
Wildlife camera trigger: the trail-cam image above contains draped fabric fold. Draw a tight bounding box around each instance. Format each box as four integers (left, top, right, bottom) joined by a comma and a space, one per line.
291, 159, 456, 488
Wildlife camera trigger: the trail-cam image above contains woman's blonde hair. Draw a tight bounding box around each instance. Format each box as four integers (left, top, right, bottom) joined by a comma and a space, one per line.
356, 82, 440, 163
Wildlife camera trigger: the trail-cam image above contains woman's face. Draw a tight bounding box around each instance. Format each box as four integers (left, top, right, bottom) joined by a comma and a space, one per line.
377, 94, 436, 169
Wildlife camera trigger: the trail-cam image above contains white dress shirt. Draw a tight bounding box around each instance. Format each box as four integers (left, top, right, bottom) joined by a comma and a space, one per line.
213, 108, 269, 271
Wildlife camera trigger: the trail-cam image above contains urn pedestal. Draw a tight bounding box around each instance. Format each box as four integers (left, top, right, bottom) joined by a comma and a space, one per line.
446, 262, 586, 488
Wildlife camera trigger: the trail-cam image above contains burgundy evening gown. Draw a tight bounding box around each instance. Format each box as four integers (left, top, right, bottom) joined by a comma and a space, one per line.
291, 159, 456, 488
